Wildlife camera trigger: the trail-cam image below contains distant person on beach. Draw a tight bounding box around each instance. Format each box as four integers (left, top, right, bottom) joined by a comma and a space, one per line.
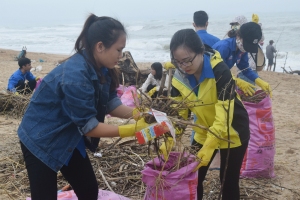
213, 22, 272, 97
193, 10, 220, 47
17, 14, 150, 200
266, 40, 277, 71
168, 28, 250, 200
7, 57, 39, 95
139, 62, 169, 97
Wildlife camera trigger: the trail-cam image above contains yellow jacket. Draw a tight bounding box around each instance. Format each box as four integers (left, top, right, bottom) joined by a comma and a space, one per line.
171, 50, 249, 148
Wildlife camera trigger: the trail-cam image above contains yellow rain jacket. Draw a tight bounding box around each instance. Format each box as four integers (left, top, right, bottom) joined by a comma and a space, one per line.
171, 49, 250, 148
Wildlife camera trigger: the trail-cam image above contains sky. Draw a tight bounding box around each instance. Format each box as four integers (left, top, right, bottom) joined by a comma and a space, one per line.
1, 0, 299, 27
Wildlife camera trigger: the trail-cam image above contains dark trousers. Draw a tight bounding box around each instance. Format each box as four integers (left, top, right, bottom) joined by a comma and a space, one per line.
20, 142, 98, 200
16, 79, 36, 95
192, 140, 249, 200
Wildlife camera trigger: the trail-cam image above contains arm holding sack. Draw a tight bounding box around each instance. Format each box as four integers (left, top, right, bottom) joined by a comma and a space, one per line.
234, 76, 256, 96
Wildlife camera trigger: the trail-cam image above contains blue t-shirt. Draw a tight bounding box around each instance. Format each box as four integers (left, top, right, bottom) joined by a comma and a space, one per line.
196, 30, 220, 48
7, 69, 36, 92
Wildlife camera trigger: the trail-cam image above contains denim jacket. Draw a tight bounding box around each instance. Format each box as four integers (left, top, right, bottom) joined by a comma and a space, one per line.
18, 51, 122, 172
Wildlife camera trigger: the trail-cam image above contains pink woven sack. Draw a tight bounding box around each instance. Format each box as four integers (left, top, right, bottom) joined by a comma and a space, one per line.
142, 152, 198, 200
240, 90, 275, 178
26, 189, 130, 200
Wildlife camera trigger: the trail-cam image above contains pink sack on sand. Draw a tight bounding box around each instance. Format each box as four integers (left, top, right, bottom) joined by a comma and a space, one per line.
142, 152, 198, 200
240, 90, 275, 178
35, 78, 42, 90
120, 85, 139, 108
26, 189, 130, 200
116, 84, 126, 98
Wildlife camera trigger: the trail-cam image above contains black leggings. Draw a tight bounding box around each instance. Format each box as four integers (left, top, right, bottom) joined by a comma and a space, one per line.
192, 140, 249, 200
16, 79, 36, 94
20, 142, 98, 200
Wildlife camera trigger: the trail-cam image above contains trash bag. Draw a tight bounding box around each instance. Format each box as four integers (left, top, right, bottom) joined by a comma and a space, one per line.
142, 152, 198, 200
120, 85, 139, 108
26, 189, 130, 200
240, 90, 275, 178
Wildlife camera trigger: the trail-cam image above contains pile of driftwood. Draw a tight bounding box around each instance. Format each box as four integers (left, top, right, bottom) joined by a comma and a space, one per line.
0, 91, 30, 118
115, 51, 151, 86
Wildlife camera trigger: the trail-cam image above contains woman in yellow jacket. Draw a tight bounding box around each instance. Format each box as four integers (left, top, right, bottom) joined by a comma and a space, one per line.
169, 29, 250, 200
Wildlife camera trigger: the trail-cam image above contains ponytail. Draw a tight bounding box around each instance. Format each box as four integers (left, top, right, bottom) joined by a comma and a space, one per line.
73, 13, 126, 91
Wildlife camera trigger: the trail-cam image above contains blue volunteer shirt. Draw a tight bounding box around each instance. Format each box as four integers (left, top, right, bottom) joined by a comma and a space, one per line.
7, 69, 36, 92
212, 37, 259, 82
196, 30, 220, 48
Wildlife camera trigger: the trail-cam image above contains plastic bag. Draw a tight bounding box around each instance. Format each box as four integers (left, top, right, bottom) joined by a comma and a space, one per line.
120, 85, 139, 108
26, 189, 130, 200
142, 152, 198, 200
116, 84, 126, 98
240, 91, 275, 178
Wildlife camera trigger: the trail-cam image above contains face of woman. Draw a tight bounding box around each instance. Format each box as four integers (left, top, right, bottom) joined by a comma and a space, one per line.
94, 33, 126, 69
172, 46, 203, 75
151, 68, 156, 76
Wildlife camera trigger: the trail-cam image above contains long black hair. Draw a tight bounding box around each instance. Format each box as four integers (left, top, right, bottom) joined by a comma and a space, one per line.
74, 14, 126, 91
151, 62, 163, 80
227, 28, 241, 38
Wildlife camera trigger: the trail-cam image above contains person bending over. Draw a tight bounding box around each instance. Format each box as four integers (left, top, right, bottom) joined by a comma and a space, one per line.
7, 58, 39, 95
139, 62, 169, 97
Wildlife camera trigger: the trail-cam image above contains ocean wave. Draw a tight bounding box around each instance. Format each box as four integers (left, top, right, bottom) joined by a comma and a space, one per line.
126, 25, 144, 32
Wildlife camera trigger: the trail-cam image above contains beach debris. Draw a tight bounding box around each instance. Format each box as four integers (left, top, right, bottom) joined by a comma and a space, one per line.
36, 65, 43, 72
115, 51, 150, 86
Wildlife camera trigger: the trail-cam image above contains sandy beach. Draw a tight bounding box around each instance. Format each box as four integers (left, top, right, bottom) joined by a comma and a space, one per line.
0, 48, 300, 199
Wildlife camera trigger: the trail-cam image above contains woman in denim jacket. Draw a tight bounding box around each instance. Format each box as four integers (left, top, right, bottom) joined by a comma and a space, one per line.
18, 14, 149, 200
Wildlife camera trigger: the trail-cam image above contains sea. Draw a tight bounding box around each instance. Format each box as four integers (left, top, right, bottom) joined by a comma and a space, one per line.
0, 12, 299, 72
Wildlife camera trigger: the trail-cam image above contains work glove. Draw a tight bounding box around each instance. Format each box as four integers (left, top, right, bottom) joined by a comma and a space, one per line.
164, 62, 176, 70
255, 78, 272, 97
132, 107, 149, 121
118, 118, 149, 138
147, 86, 159, 97
159, 137, 174, 161
235, 77, 256, 96
132, 108, 141, 121
158, 124, 183, 161
193, 132, 219, 172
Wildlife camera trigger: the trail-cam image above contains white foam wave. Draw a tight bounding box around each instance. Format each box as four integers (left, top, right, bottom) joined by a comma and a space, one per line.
126, 25, 143, 32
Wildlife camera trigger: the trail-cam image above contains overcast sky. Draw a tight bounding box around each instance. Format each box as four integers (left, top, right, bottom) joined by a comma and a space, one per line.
1, 0, 299, 27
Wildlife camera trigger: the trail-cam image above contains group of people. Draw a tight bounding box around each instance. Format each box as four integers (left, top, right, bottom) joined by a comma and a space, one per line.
15, 11, 274, 200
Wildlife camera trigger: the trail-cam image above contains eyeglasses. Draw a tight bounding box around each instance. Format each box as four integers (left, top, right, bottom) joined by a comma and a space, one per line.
172, 54, 197, 68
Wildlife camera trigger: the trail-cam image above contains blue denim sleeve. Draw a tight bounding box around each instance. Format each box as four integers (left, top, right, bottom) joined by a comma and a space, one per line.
106, 90, 122, 114
61, 83, 98, 136
237, 53, 259, 82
